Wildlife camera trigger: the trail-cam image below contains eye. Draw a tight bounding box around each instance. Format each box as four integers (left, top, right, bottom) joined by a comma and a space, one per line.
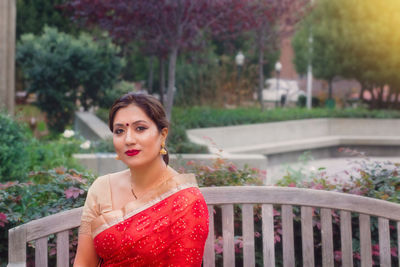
114, 128, 124, 135
136, 126, 147, 132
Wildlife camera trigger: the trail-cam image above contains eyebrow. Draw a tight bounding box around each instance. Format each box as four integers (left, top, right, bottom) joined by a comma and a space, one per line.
113, 120, 148, 127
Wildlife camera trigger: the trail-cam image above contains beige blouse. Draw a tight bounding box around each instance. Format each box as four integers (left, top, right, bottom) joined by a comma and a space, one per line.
79, 169, 199, 238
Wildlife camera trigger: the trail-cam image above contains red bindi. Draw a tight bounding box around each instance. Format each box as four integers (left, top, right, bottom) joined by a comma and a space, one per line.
126, 123, 129, 127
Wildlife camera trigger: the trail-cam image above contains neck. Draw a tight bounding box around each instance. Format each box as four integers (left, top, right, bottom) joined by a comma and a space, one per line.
129, 157, 168, 190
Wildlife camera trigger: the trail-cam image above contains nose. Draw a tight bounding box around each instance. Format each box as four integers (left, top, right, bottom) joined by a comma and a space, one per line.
125, 128, 136, 145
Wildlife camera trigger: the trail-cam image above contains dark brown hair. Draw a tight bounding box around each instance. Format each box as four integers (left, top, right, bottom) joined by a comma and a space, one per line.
109, 92, 170, 165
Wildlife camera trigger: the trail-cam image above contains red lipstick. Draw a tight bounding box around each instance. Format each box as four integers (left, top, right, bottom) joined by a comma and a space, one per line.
125, 150, 140, 156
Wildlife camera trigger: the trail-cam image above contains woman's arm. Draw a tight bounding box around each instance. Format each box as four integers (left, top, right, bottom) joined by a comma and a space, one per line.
73, 234, 100, 267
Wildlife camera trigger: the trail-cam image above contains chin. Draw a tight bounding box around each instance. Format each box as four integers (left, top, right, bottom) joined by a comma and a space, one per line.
123, 156, 158, 169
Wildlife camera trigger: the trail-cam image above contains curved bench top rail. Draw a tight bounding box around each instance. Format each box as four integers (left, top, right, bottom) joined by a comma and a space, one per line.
200, 186, 400, 221
24, 207, 82, 242
12, 186, 400, 242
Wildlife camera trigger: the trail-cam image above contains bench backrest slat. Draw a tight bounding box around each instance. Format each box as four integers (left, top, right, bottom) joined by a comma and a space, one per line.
35, 237, 48, 267
378, 218, 391, 267
8, 225, 26, 265
301, 206, 315, 267
340, 210, 353, 266
282, 205, 294, 267
242, 204, 255, 267
398, 222, 400, 267
8, 186, 400, 267
321, 208, 334, 266
359, 214, 373, 267
202, 187, 400, 220
261, 204, 275, 267
56, 230, 70, 267
221, 204, 234, 267
203, 205, 215, 267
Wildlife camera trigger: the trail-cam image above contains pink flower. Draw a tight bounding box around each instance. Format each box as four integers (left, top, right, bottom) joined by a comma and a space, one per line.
372, 244, 380, 256
214, 236, 223, 254
64, 187, 84, 199
391, 247, 398, 257
334, 251, 342, 262
273, 209, 280, 216
254, 231, 261, 238
0, 181, 18, 190
312, 184, 324, 190
288, 182, 297, 187
274, 234, 281, 243
353, 252, 361, 260
0, 212, 8, 227
234, 236, 243, 252
228, 163, 237, 172
186, 160, 195, 166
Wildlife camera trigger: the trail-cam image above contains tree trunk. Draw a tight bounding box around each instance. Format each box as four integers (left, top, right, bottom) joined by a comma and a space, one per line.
165, 46, 178, 121
258, 39, 265, 111
147, 56, 154, 93
159, 57, 165, 105
359, 83, 365, 101
328, 79, 333, 99
394, 89, 400, 109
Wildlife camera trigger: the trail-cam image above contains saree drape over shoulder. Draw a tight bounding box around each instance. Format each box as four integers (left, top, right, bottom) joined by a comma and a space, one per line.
79, 170, 209, 267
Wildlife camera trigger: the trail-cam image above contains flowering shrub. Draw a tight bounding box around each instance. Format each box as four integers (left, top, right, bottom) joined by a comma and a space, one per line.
275, 151, 400, 266
0, 112, 30, 182
0, 168, 94, 266
195, 150, 400, 266
188, 158, 264, 187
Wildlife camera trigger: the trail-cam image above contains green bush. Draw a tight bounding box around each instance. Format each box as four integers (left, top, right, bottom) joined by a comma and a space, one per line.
17, 27, 124, 133
172, 106, 400, 129
0, 168, 94, 265
98, 81, 136, 109
0, 113, 30, 182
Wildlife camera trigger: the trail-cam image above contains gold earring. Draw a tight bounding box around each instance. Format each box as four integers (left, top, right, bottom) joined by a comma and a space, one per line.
115, 155, 120, 160
160, 142, 167, 155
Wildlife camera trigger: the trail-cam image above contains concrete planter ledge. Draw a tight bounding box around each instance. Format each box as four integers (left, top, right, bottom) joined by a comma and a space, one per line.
187, 118, 400, 155
73, 153, 268, 181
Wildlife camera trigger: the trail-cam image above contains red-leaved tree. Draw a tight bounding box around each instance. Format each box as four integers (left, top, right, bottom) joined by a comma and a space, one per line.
63, 0, 309, 117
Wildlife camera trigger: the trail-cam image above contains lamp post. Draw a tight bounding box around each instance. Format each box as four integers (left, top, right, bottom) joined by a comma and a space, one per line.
274, 61, 282, 108
235, 51, 245, 105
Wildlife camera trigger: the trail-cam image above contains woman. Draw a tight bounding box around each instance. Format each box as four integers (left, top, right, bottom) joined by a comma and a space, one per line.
74, 93, 209, 266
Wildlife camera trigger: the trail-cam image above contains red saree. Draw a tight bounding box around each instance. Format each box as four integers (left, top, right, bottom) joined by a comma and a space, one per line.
79, 171, 209, 267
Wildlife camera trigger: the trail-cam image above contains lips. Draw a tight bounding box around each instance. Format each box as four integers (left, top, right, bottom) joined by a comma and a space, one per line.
125, 150, 141, 156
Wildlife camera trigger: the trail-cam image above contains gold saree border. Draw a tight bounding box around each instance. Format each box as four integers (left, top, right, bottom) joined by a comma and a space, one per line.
91, 173, 198, 238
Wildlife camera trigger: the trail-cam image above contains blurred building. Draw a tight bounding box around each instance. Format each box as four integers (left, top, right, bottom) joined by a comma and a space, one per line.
274, 35, 361, 106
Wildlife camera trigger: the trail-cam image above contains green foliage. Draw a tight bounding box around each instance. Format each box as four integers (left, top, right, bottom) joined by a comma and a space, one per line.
17, 27, 124, 133
0, 113, 30, 182
167, 125, 208, 154
0, 168, 94, 265
98, 81, 136, 109
174, 48, 220, 106
26, 135, 85, 172
293, 0, 400, 108
188, 158, 264, 187
172, 106, 400, 129
16, 0, 80, 39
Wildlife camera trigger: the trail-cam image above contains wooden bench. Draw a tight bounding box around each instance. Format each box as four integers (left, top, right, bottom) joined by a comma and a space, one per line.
8, 186, 400, 266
